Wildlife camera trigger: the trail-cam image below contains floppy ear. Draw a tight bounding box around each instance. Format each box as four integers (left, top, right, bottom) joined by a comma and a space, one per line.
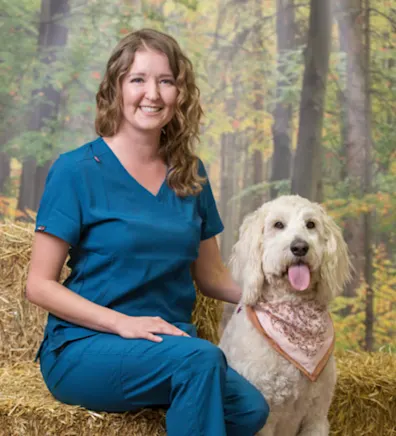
229, 204, 268, 305
319, 207, 352, 303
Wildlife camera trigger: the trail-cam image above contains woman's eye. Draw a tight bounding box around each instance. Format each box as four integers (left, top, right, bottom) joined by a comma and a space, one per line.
160, 79, 175, 85
306, 221, 315, 229
274, 221, 284, 229
130, 78, 144, 83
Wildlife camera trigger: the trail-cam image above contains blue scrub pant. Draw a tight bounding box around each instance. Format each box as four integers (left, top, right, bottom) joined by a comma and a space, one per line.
40, 333, 269, 436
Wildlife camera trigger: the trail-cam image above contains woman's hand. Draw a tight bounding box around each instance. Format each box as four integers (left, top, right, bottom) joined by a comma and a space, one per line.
115, 315, 190, 342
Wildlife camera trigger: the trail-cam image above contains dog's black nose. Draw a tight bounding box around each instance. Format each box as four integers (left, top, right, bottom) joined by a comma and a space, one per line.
290, 239, 309, 257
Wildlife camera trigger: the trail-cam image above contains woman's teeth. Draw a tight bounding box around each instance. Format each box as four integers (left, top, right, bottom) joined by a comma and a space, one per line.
140, 106, 162, 113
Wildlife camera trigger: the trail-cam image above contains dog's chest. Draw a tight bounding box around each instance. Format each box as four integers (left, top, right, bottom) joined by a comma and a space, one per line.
220, 312, 323, 407
244, 337, 309, 406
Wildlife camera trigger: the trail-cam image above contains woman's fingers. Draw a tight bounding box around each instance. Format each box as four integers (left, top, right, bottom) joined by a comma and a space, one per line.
141, 322, 189, 342
155, 319, 190, 337
144, 332, 164, 342
116, 315, 190, 340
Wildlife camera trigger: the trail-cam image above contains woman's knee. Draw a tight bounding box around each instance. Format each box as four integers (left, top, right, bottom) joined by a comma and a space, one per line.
246, 387, 270, 433
177, 339, 227, 373
194, 340, 226, 367
225, 371, 270, 435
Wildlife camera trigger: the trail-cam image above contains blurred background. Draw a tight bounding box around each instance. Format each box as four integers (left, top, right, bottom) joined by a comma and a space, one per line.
0, 0, 395, 353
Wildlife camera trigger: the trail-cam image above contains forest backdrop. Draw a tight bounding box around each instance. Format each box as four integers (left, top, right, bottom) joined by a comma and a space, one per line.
0, 0, 395, 353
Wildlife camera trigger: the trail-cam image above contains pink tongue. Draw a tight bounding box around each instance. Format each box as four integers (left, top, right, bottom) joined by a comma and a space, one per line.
288, 264, 311, 291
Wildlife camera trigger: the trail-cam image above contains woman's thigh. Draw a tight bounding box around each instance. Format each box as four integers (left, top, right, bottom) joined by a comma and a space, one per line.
40, 332, 224, 412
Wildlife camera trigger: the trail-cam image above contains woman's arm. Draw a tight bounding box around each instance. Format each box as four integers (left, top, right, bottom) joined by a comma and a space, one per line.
26, 232, 125, 333
191, 237, 241, 304
26, 232, 188, 341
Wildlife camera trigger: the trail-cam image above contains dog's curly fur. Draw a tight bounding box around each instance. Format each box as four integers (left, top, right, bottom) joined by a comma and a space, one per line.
220, 195, 351, 436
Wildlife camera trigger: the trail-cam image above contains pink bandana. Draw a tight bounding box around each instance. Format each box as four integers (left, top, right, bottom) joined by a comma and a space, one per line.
245, 301, 334, 381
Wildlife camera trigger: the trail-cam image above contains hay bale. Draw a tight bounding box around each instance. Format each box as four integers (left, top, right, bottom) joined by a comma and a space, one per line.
0, 222, 223, 363
0, 222, 39, 364
1, 354, 395, 436
0, 363, 166, 436
329, 352, 396, 435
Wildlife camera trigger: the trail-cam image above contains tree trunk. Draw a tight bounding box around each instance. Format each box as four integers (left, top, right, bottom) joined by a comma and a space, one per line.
35, 160, 53, 207
291, 0, 331, 201
17, 159, 37, 214
363, 0, 374, 352
213, 1, 251, 261
337, 0, 367, 299
0, 127, 17, 195
0, 152, 10, 193
270, 0, 295, 199
337, 11, 349, 182
220, 133, 238, 261
238, 145, 252, 225
249, 0, 266, 210
17, 0, 69, 213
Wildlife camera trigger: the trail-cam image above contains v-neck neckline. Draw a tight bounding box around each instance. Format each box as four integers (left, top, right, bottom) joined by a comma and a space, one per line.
99, 137, 168, 199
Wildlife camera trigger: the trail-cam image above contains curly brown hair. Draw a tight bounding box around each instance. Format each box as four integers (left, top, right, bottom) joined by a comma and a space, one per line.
95, 28, 205, 196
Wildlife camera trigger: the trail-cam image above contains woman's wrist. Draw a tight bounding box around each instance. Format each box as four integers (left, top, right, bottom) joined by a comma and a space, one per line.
100, 308, 129, 335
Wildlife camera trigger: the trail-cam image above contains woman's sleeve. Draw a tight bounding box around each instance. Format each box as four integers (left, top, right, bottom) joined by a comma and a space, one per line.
197, 160, 224, 240
35, 155, 82, 246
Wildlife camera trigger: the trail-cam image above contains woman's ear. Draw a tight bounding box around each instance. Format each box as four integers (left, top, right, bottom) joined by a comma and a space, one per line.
229, 204, 268, 305
319, 207, 352, 303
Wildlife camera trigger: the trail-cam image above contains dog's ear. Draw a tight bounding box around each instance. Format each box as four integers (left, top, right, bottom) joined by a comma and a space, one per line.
229, 204, 268, 305
319, 207, 352, 302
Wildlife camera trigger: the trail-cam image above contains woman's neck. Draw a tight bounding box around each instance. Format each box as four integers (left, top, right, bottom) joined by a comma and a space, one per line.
104, 125, 162, 164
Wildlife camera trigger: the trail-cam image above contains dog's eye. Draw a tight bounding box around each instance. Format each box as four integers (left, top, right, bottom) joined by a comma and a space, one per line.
306, 221, 315, 229
274, 221, 284, 229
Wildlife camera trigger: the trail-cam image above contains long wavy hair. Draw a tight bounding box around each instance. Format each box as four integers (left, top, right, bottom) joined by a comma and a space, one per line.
95, 28, 205, 196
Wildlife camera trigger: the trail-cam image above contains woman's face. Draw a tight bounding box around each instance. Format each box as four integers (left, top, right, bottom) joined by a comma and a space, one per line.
119, 49, 178, 135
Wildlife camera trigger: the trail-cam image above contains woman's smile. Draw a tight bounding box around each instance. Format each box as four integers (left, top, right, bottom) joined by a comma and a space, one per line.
139, 105, 163, 114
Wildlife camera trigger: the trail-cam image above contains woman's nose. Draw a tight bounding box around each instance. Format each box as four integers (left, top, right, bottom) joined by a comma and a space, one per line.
145, 80, 160, 100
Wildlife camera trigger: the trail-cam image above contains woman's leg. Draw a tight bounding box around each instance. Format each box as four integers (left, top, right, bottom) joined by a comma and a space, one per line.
40, 333, 228, 436
40, 333, 268, 436
224, 367, 269, 435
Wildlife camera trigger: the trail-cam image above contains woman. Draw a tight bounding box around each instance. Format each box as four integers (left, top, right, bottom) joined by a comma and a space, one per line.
26, 28, 269, 436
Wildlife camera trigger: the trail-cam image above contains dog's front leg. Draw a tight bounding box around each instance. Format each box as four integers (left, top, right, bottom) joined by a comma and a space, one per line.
297, 416, 329, 436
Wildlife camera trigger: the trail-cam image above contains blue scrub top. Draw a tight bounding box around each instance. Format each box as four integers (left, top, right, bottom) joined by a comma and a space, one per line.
35, 136, 224, 353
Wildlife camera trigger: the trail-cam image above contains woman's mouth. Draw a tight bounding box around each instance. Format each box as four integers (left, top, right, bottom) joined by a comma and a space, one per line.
140, 106, 163, 113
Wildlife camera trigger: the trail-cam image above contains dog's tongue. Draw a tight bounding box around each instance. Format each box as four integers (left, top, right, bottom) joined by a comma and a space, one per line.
288, 264, 311, 291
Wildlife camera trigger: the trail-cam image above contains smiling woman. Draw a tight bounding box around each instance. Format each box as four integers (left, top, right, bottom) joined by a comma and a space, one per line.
95, 29, 205, 197
25, 28, 269, 436
119, 50, 178, 137
100, 49, 180, 196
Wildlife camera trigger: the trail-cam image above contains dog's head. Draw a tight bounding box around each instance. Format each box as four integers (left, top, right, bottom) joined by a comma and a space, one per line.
230, 195, 351, 306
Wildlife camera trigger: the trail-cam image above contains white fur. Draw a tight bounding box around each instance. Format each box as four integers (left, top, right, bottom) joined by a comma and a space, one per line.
220, 195, 351, 436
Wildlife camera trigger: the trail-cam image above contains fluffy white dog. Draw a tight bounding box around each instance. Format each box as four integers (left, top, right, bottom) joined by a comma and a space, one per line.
220, 195, 351, 436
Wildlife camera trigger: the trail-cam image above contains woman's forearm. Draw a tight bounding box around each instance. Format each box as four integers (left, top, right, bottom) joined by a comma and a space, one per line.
192, 237, 242, 304
194, 263, 242, 304
26, 279, 124, 334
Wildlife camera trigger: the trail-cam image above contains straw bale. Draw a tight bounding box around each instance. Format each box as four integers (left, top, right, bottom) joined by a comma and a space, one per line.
1, 353, 395, 435
0, 363, 166, 436
329, 351, 396, 435
0, 222, 223, 364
